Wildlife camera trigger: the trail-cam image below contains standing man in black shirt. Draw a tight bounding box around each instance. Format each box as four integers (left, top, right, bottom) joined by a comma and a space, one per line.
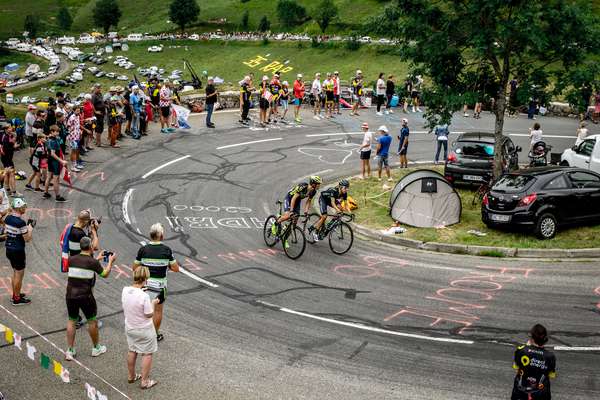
239, 76, 253, 125
91, 83, 105, 141
133, 223, 179, 342
512, 324, 556, 400
5, 198, 34, 305
65, 237, 115, 361
205, 77, 217, 128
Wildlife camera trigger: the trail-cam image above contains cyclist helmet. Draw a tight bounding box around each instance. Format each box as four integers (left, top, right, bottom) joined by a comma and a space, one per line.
339, 179, 350, 188
310, 175, 322, 185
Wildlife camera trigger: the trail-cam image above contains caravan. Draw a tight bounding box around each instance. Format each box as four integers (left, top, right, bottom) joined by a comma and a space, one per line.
5, 38, 20, 49
16, 43, 32, 52
25, 64, 40, 77
57, 36, 75, 45
78, 35, 96, 44
126, 33, 143, 42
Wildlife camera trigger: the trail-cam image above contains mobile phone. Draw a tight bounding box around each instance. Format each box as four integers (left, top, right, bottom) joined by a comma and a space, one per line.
102, 250, 113, 263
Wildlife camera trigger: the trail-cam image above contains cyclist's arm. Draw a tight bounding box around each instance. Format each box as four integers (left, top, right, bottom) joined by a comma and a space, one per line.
304, 197, 313, 214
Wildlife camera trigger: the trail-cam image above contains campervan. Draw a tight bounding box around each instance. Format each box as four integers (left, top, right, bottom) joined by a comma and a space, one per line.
78, 35, 96, 44
25, 64, 40, 76
126, 33, 143, 42
57, 36, 75, 45
5, 38, 20, 49
16, 43, 32, 52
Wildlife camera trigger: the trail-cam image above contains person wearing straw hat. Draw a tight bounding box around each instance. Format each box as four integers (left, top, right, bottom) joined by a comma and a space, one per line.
359, 122, 373, 179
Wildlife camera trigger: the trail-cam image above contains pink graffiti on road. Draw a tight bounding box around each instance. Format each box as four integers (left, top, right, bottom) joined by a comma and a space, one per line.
217, 248, 282, 262
66, 171, 107, 196
0, 272, 62, 297
384, 266, 535, 335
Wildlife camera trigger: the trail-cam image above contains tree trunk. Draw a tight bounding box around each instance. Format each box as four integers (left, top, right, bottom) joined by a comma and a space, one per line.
493, 94, 506, 178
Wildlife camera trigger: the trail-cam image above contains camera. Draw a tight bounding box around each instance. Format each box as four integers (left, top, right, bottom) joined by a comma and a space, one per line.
91, 217, 102, 226
27, 219, 36, 228
102, 250, 113, 263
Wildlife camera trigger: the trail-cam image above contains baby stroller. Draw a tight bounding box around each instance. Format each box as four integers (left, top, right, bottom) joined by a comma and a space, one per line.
529, 141, 551, 167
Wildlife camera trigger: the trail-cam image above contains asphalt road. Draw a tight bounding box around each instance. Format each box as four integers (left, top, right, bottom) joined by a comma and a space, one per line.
1, 108, 599, 400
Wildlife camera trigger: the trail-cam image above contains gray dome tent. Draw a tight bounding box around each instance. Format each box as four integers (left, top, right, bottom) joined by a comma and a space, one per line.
389, 170, 461, 228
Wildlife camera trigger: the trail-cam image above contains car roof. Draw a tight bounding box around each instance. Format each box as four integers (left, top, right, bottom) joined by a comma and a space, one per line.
582, 134, 600, 140
509, 166, 587, 176
456, 132, 499, 143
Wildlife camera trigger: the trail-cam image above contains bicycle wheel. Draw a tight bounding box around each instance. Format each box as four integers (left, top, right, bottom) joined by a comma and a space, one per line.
263, 215, 279, 247
328, 221, 354, 255
303, 213, 321, 244
282, 226, 306, 260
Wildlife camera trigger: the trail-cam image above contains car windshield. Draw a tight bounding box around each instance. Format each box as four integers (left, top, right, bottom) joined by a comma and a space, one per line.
455, 141, 494, 157
493, 174, 535, 193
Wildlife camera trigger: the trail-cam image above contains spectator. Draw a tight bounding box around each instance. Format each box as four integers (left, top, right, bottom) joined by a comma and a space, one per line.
311, 73, 322, 120
269, 73, 281, 121
43, 125, 68, 202
31, 110, 45, 156
67, 106, 83, 172
82, 94, 97, 147
375, 125, 393, 182
434, 123, 450, 164
527, 96, 538, 120
122, 266, 160, 390
91, 84, 105, 143
375, 72, 386, 116
24, 134, 47, 192
122, 86, 132, 136
24, 105, 36, 152
205, 77, 217, 128
385, 75, 395, 115
323, 73, 334, 119
333, 71, 341, 115
411, 75, 423, 113
403, 76, 412, 113
239, 76, 252, 125
130, 86, 142, 140
350, 71, 364, 116
293, 74, 304, 123
159, 80, 175, 133
575, 122, 588, 146
279, 81, 289, 121
259, 75, 270, 126
1, 126, 19, 196
5, 197, 33, 306
65, 237, 115, 361
107, 90, 120, 148
149, 79, 161, 123
359, 122, 372, 179
45, 99, 57, 134
55, 111, 68, 156
509, 77, 519, 117
132, 223, 179, 342
397, 118, 410, 168
529, 122, 543, 150
0, 102, 6, 122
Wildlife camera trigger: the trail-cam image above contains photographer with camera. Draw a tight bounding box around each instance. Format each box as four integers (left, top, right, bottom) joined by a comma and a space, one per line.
132, 223, 179, 342
65, 237, 115, 361
5, 198, 34, 305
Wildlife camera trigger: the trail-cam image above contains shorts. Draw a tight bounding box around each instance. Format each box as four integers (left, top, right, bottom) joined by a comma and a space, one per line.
360, 150, 371, 160
378, 154, 389, 167
145, 287, 167, 304
280, 99, 289, 110
283, 194, 301, 215
48, 161, 60, 176
160, 106, 171, 118
66, 295, 97, 321
398, 145, 408, 156
326, 92, 334, 103
318, 196, 330, 215
293, 98, 302, 106
334, 94, 340, 103
6, 249, 26, 271
28, 135, 37, 148
94, 117, 104, 133
352, 95, 362, 104
69, 140, 79, 149
1, 156, 14, 169
259, 98, 270, 110
411, 91, 419, 99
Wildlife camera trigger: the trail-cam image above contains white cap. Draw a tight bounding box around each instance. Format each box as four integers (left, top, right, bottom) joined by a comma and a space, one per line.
207, 76, 214, 80
401, 118, 408, 124
297, 73, 302, 78
262, 75, 269, 80
378, 125, 389, 133
356, 69, 362, 75
244, 75, 250, 82
282, 81, 288, 86
84, 94, 92, 100
13, 198, 27, 208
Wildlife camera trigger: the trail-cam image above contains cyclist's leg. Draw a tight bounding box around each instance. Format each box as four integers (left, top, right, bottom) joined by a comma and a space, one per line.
313, 197, 329, 230
277, 195, 293, 224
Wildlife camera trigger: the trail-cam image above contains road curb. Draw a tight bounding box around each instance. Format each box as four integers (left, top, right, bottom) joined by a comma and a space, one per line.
351, 222, 599, 258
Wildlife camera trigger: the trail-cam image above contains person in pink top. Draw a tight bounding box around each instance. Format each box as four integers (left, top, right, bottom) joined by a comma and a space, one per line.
333, 71, 341, 115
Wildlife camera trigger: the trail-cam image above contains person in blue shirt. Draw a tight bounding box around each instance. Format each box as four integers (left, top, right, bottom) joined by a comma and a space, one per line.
5, 198, 34, 306
397, 118, 410, 168
129, 86, 142, 140
375, 125, 393, 182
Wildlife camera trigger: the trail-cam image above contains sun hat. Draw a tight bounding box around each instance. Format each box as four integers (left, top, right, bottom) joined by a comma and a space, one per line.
361, 122, 369, 129
378, 125, 389, 133
401, 118, 408, 124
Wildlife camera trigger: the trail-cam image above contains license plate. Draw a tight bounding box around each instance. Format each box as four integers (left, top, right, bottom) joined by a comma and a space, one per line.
463, 175, 484, 182
490, 213, 510, 222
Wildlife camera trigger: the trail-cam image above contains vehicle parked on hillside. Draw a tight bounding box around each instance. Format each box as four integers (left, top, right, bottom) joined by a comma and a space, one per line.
560, 135, 600, 174
16, 78, 28, 85
106, 72, 116, 78
5, 38, 20, 49
148, 45, 163, 52
95, 71, 105, 78
25, 64, 40, 76
57, 36, 75, 45
127, 33, 143, 41
189, 34, 199, 41
35, 71, 47, 79
444, 132, 521, 184
359, 36, 372, 43
72, 72, 83, 81
16, 43, 32, 52
116, 75, 129, 81
482, 167, 600, 239
54, 80, 67, 87
77, 35, 96, 44
87, 66, 98, 74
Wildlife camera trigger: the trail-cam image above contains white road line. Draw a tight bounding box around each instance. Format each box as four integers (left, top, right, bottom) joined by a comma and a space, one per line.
141, 155, 191, 179
256, 301, 473, 345
216, 137, 283, 150
179, 267, 220, 288
553, 346, 600, 351
122, 188, 134, 225
0, 304, 132, 400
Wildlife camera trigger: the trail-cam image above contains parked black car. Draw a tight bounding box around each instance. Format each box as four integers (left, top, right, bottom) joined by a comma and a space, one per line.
482, 167, 600, 239
444, 132, 521, 184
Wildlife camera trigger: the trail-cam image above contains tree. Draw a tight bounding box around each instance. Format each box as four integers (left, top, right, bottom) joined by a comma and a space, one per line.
240, 10, 250, 31
313, 0, 338, 33
169, 0, 200, 33
258, 15, 270, 32
93, 0, 122, 36
57, 6, 73, 31
392, 0, 600, 177
24, 14, 40, 38
276, 0, 307, 28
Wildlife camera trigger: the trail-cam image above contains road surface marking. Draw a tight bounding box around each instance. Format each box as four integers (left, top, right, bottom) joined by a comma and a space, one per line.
553, 346, 600, 351
256, 300, 473, 345
142, 155, 191, 179
179, 267, 220, 288
216, 138, 282, 150
122, 188, 134, 225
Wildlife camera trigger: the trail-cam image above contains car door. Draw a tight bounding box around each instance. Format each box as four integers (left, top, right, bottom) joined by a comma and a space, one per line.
567, 171, 600, 220
571, 139, 596, 169
539, 173, 574, 223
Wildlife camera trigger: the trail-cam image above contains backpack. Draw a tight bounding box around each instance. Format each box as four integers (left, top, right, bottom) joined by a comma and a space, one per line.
59, 224, 73, 272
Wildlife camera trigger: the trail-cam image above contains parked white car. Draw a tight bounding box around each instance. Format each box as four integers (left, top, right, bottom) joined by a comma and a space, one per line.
378, 38, 392, 45
127, 33, 143, 41
20, 96, 32, 104
5, 38, 20, 49
561, 134, 600, 174
359, 36, 372, 43
147, 45, 163, 52
116, 75, 129, 81
189, 34, 199, 41
35, 71, 47, 79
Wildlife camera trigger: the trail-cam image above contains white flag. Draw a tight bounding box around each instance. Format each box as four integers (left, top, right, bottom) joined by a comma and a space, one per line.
14, 334, 22, 350
26, 342, 37, 361
60, 367, 70, 383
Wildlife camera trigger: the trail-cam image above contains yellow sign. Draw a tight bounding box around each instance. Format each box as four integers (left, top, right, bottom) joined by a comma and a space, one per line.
242, 55, 294, 74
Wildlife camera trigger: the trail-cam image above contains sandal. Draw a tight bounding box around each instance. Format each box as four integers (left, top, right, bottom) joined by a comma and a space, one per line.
156, 333, 164, 342
128, 374, 142, 384
141, 379, 158, 390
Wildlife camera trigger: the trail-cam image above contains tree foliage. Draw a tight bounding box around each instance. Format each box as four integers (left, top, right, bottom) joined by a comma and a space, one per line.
391, 0, 600, 177
169, 0, 200, 32
258, 15, 270, 32
93, 0, 122, 35
24, 15, 40, 38
240, 10, 250, 31
276, 0, 307, 28
57, 7, 73, 31
313, 0, 338, 33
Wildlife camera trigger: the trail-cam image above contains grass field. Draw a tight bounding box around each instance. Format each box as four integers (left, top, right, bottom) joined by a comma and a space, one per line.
351, 166, 600, 250
11, 40, 407, 100
0, 49, 49, 71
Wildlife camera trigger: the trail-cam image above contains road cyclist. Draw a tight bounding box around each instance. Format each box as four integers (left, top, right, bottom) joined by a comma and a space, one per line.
308, 179, 351, 242
272, 176, 322, 237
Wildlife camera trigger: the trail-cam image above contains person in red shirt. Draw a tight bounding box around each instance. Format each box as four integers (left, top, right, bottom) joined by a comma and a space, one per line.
333, 71, 341, 115
293, 74, 305, 123
82, 94, 98, 147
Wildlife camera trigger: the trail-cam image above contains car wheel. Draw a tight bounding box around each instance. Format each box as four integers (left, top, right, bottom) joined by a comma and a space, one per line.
535, 213, 557, 240
560, 161, 569, 167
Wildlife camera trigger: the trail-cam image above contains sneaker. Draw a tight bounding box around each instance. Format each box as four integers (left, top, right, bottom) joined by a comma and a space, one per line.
313, 115, 320, 120
271, 223, 279, 236
71, 166, 81, 172
65, 348, 76, 361
42, 192, 51, 199
416, 108, 422, 112
156, 333, 164, 342
384, 111, 389, 115
12, 191, 23, 197
55, 195, 67, 202
376, 112, 383, 116
388, 178, 394, 182
11, 296, 31, 306
34, 188, 43, 192
25, 184, 33, 191
167, 127, 176, 132
312, 232, 320, 242
463, 113, 469, 117
389, 110, 394, 114
160, 128, 168, 133
91, 344, 107, 357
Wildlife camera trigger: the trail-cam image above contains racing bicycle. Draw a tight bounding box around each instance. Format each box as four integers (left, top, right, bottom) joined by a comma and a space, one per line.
303, 212, 354, 255
263, 201, 307, 260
